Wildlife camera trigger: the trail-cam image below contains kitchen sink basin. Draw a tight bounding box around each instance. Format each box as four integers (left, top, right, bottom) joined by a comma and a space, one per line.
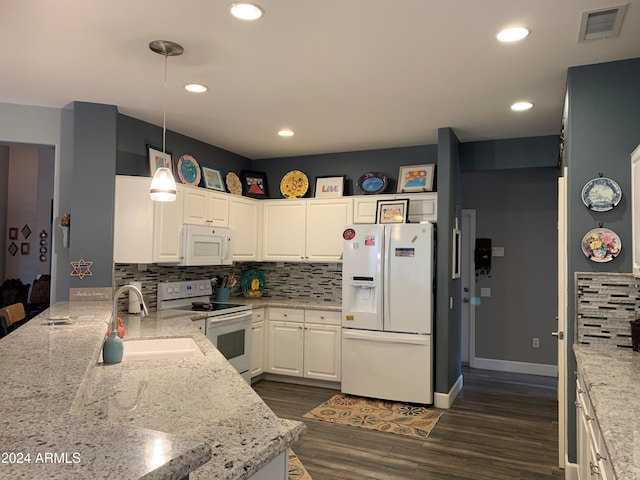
122, 337, 204, 361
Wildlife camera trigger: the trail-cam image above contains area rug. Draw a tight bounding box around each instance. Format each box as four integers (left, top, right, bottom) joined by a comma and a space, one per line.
288, 449, 312, 480
303, 394, 444, 439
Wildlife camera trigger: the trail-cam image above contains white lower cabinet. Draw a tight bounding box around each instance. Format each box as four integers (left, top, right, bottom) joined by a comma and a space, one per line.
251, 308, 266, 378
576, 374, 615, 479
265, 307, 341, 382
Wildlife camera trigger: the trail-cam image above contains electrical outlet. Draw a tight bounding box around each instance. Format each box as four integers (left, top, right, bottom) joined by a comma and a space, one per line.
532, 337, 539, 348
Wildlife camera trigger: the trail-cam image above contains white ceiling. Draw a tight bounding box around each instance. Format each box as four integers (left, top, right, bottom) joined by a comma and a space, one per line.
1, 1, 639, 159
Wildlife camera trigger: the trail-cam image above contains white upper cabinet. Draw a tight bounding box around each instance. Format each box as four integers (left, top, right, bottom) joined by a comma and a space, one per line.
305, 198, 353, 262
183, 185, 229, 227
353, 192, 437, 224
262, 200, 307, 261
262, 197, 353, 262
632, 144, 640, 276
229, 195, 261, 261
113, 175, 184, 264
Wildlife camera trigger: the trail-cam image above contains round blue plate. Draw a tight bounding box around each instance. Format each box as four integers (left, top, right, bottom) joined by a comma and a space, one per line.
581, 177, 621, 212
177, 154, 201, 186
357, 172, 388, 194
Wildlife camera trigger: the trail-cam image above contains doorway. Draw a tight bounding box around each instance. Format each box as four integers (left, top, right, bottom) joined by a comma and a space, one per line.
461, 209, 476, 366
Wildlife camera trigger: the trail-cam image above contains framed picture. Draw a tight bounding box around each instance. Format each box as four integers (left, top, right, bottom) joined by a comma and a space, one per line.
376, 199, 409, 224
202, 166, 225, 191
240, 170, 269, 198
9, 227, 18, 240
21, 242, 30, 255
397, 164, 436, 193
147, 145, 173, 176
314, 175, 345, 198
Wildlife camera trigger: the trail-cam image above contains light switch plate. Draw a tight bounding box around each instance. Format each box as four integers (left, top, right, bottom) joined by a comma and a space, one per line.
492, 247, 505, 257
480, 288, 491, 297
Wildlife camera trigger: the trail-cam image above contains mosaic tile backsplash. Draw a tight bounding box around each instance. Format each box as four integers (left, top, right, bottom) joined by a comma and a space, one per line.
576, 272, 639, 349
113, 262, 342, 311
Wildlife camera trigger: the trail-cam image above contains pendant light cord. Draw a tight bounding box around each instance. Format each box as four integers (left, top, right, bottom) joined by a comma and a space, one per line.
162, 52, 168, 154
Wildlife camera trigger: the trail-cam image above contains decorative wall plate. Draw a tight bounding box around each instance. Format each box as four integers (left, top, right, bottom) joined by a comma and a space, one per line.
280, 170, 309, 198
226, 172, 242, 195
357, 172, 388, 194
581, 177, 622, 212
240, 269, 266, 298
581, 227, 621, 262
177, 154, 201, 186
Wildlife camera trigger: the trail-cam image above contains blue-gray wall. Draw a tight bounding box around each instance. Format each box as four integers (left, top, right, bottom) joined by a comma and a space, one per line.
117, 114, 251, 178
564, 57, 640, 461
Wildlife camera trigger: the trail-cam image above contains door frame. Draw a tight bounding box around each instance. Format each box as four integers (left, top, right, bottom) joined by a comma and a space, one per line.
557, 171, 568, 470
461, 209, 476, 367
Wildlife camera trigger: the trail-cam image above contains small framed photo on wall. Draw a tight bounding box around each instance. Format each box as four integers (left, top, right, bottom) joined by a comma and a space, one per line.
147, 145, 173, 176
376, 199, 409, 224
314, 175, 345, 198
397, 164, 435, 193
9, 227, 18, 240
240, 170, 269, 198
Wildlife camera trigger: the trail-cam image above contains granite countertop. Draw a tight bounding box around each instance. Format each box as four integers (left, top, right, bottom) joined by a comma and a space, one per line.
227, 296, 341, 312
0, 301, 305, 480
573, 344, 640, 480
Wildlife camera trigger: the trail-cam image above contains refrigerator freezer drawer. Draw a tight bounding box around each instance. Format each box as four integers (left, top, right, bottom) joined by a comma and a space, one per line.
341, 329, 433, 404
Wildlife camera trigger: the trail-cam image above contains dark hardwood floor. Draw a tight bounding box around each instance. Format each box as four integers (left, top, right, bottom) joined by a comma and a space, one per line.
252, 367, 564, 480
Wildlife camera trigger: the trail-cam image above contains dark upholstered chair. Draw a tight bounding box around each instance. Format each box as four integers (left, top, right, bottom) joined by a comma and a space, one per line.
27, 274, 51, 319
0, 279, 30, 310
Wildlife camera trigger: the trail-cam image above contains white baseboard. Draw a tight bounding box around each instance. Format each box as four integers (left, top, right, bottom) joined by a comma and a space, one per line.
434, 374, 463, 409
564, 460, 577, 480
473, 357, 558, 377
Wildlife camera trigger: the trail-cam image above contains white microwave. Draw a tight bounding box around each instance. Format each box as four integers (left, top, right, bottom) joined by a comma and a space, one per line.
179, 224, 233, 266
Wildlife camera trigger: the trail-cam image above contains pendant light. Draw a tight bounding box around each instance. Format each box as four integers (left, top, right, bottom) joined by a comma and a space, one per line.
149, 40, 183, 202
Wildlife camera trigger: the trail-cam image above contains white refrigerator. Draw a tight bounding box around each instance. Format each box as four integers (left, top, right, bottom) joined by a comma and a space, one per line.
341, 222, 434, 404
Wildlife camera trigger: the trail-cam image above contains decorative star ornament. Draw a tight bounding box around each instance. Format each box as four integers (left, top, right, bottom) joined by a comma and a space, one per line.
70, 257, 93, 279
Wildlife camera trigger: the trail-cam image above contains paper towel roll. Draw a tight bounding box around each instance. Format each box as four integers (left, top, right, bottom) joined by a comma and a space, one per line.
128, 281, 142, 313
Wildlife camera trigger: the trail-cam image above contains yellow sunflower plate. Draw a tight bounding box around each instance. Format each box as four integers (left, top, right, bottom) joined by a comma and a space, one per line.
280, 170, 309, 198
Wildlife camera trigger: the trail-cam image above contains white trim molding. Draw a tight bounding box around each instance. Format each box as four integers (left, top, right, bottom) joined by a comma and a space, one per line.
434, 374, 463, 409
473, 357, 558, 377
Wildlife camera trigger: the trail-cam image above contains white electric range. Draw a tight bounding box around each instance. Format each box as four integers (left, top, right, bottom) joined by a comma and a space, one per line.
157, 279, 252, 383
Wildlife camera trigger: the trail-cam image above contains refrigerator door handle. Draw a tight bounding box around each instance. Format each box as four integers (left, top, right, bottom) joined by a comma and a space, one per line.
383, 226, 390, 329
343, 329, 430, 346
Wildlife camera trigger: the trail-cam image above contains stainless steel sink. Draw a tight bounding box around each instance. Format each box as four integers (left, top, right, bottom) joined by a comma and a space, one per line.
122, 337, 204, 361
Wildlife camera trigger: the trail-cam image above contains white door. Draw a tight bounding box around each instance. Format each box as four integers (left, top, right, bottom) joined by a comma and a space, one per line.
267, 321, 304, 377
304, 323, 341, 381
461, 210, 476, 366
384, 223, 433, 334
342, 224, 384, 330
557, 172, 568, 469
341, 329, 432, 404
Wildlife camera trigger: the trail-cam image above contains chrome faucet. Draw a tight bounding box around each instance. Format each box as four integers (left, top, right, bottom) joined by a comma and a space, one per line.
111, 285, 148, 330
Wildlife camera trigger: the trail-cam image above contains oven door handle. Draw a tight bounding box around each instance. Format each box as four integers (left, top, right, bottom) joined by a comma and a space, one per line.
206, 311, 252, 325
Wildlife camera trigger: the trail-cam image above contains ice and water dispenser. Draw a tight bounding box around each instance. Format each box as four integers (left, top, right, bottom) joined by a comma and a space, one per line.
343, 275, 380, 327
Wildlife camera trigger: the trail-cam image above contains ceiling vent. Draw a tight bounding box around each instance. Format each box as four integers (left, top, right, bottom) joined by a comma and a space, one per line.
579, 4, 628, 41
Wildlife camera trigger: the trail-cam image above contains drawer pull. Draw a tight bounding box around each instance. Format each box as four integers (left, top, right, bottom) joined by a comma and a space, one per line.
589, 461, 600, 476
596, 452, 607, 462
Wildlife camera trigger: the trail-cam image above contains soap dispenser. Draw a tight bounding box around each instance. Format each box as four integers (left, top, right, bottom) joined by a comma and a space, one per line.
103, 329, 124, 364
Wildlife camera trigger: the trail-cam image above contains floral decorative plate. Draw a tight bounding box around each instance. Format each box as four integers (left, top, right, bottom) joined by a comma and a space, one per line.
581, 227, 621, 262
280, 170, 309, 198
357, 172, 388, 194
240, 269, 266, 298
581, 177, 622, 212
226, 172, 242, 195
177, 154, 201, 186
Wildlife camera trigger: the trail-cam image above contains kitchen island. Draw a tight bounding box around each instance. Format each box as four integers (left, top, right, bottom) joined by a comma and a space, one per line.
0, 300, 305, 479
573, 344, 640, 479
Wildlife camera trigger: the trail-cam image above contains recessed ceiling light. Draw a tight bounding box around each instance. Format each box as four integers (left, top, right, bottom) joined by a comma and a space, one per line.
511, 101, 534, 111
497, 27, 530, 42
278, 129, 295, 137
184, 83, 208, 93
229, 2, 264, 21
